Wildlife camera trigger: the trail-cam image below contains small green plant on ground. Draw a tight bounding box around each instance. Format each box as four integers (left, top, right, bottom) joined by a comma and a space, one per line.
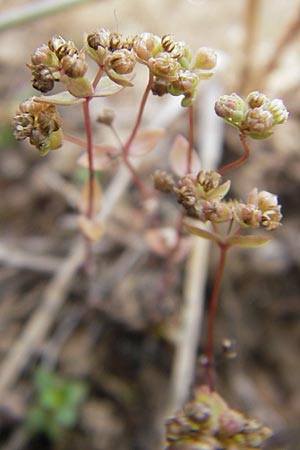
12, 29, 288, 449
26, 368, 86, 441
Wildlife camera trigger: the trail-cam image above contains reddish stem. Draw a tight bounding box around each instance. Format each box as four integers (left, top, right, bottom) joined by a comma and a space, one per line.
82, 98, 94, 219
205, 244, 228, 391
93, 66, 104, 90
218, 132, 250, 175
187, 105, 195, 174
121, 71, 154, 201
123, 71, 154, 157
171, 105, 195, 256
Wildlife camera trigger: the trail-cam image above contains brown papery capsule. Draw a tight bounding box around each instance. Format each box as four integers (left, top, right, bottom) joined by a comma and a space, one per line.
61, 52, 88, 78
31, 64, 55, 93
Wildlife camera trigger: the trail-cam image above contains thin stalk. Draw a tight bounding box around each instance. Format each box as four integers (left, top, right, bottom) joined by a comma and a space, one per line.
218, 132, 250, 174
205, 244, 228, 391
123, 71, 154, 157
82, 98, 94, 219
187, 105, 195, 174
121, 71, 154, 201
171, 104, 195, 257
92, 67, 104, 90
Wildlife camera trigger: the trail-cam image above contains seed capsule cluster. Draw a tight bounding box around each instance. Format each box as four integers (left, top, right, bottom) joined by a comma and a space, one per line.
173, 170, 282, 230
12, 99, 63, 156
165, 385, 272, 450
215, 91, 289, 139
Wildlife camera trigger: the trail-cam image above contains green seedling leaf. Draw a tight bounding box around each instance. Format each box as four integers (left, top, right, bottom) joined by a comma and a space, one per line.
227, 235, 272, 248
184, 218, 222, 243
77, 145, 119, 171
169, 134, 201, 176
128, 128, 165, 156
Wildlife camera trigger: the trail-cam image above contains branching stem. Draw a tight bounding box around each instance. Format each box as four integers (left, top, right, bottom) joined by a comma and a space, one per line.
121, 70, 154, 201
205, 243, 228, 390
187, 105, 195, 174
82, 98, 94, 219
218, 132, 250, 174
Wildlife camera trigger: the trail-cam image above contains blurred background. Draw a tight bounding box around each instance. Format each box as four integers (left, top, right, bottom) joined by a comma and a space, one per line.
0, 0, 300, 449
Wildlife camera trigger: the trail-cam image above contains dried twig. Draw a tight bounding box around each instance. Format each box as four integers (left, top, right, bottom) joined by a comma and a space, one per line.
0, 97, 183, 397
167, 78, 225, 412
0, 242, 62, 273
238, 0, 261, 94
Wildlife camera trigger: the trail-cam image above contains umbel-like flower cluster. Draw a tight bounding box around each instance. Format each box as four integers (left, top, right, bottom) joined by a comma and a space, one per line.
26, 30, 216, 103
13, 30, 216, 154
174, 170, 282, 231
165, 385, 272, 450
11, 99, 63, 155
215, 91, 289, 139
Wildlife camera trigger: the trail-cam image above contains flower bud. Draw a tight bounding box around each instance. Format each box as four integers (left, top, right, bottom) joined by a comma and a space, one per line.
257, 190, 282, 230
246, 91, 269, 108
215, 93, 245, 128
267, 98, 289, 125
133, 32, 161, 62
31, 44, 58, 67
233, 202, 262, 228
148, 52, 181, 81
153, 170, 175, 192
242, 107, 273, 139
192, 47, 217, 70
97, 109, 115, 126
168, 70, 198, 97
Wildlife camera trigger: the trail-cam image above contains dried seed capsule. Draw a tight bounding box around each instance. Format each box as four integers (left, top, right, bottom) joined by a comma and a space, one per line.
153, 170, 175, 192
31, 64, 55, 93
109, 32, 123, 51
105, 48, 136, 74
161, 34, 176, 53
12, 113, 34, 140
246, 91, 269, 108
37, 105, 62, 135
61, 52, 88, 78
148, 52, 181, 80
133, 32, 161, 62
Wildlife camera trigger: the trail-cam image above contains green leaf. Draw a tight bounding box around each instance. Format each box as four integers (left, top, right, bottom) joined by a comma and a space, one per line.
227, 235, 272, 248
93, 74, 134, 95
34, 92, 84, 106
184, 219, 222, 243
